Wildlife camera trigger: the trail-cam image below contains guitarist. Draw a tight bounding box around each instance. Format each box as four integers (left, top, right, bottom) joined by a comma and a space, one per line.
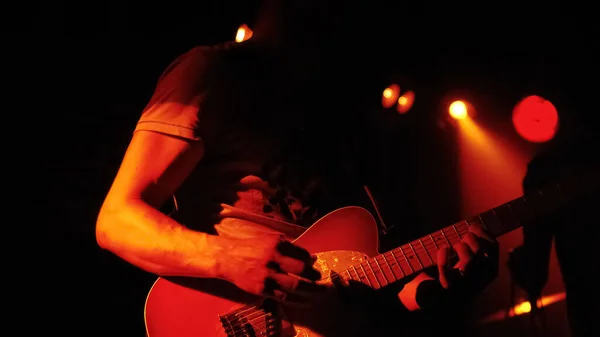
96, 0, 499, 335
513, 132, 599, 337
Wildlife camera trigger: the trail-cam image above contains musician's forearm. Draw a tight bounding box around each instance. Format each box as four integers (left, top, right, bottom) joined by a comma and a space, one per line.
96, 199, 230, 279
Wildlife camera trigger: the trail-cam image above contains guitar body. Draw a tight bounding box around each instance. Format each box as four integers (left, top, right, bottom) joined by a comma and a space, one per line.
144, 169, 600, 336
144, 206, 380, 337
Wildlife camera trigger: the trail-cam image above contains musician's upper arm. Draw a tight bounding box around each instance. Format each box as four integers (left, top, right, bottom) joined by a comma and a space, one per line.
102, 45, 220, 210
103, 131, 205, 210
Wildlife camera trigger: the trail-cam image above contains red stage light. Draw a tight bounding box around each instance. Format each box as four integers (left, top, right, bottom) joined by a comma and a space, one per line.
512, 95, 558, 143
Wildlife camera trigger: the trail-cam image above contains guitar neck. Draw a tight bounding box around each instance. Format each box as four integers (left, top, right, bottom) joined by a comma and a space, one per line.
332, 169, 600, 289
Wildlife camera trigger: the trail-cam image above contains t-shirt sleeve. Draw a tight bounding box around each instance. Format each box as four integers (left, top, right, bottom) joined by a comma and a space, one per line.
134, 46, 220, 142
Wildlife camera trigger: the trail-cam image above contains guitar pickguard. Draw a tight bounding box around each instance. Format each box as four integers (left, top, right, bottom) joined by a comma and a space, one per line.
294, 250, 369, 337
218, 250, 369, 337
312, 250, 369, 282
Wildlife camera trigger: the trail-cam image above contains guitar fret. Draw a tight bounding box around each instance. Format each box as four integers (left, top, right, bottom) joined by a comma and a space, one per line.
408, 243, 423, 269
458, 221, 470, 235
505, 203, 520, 226
358, 264, 372, 287
346, 269, 353, 281
440, 229, 451, 247
429, 234, 439, 250
479, 210, 504, 237
419, 238, 433, 264
477, 214, 488, 231
507, 197, 536, 227
399, 246, 414, 273
351, 265, 360, 283
373, 258, 388, 285
451, 224, 461, 239
390, 250, 405, 277
382, 253, 397, 281
492, 209, 505, 231
365, 260, 381, 288
494, 203, 521, 233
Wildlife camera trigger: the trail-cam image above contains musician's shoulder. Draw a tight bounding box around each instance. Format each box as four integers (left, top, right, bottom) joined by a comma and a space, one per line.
156, 42, 241, 84
176, 43, 229, 65
185, 41, 238, 55
180, 41, 260, 72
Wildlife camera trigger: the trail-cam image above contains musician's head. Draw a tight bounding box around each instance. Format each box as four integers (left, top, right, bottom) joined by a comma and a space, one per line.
246, 0, 386, 93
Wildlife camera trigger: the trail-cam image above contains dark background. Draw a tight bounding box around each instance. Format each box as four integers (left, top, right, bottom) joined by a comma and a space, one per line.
18, 1, 598, 336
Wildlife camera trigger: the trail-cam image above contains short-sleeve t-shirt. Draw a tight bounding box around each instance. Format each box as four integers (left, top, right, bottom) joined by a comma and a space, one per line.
134, 41, 368, 240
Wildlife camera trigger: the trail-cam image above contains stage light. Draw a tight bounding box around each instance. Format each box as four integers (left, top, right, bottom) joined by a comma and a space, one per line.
479, 292, 567, 323
235, 24, 253, 42
381, 84, 400, 108
449, 100, 468, 120
396, 90, 415, 114
512, 95, 558, 143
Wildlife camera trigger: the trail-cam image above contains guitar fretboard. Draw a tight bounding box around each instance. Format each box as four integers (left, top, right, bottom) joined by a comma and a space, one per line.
334, 169, 600, 289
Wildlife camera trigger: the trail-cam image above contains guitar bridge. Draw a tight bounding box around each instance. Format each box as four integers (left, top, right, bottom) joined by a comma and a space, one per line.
219, 302, 280, 337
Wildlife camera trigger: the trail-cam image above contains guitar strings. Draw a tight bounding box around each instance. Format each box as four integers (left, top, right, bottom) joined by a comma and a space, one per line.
227, 228, 469, 334
224, 307, 271, 336
348, 223, 470, 286
225, 228, 462, 336
224, 224, 471, 335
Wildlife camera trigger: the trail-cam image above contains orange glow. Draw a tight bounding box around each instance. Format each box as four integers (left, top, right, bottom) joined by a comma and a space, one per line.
235, 24, 253, 42
381, 84, 400, 108
514, 300, 532, 315
479, 292, 566, 323
449, 100, 468, 119
512, 95, 559, 143
456, 117, 531, 218
396, 90, 415, 114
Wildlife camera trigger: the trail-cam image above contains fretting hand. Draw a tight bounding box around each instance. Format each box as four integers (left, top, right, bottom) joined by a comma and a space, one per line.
398, 223, 499, 311
437, 222, 499, 291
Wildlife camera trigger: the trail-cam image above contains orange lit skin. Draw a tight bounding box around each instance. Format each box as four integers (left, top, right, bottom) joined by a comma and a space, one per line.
398, 273, 436, 310
449, 100, 468, 119
96, 130, 233, 279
